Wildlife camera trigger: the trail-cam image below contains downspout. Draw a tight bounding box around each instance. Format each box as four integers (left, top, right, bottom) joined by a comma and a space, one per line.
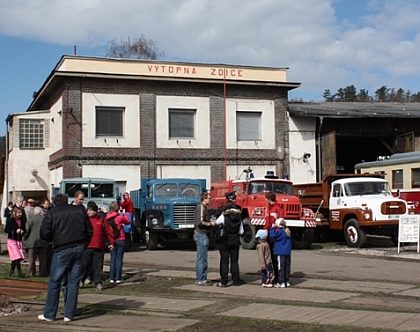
317, 116, 324, 182
5, 115, 11, 206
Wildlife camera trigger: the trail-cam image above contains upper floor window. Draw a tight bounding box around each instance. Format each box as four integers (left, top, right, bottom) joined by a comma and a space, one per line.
392, 169, 403, 189
169, 109, 195, 139
96, 107, 123, 137
19, 119, 44, 149
412, 168, 420, 188
236, 111, 261, 141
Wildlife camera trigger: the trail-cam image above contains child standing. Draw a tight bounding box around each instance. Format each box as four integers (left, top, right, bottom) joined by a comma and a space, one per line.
5, 207, 26, 277
269, 218, 292, 288
255, 229, 273, 288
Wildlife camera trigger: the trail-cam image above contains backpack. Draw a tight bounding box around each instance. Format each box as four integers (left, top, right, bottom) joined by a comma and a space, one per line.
107, 217, 120, 238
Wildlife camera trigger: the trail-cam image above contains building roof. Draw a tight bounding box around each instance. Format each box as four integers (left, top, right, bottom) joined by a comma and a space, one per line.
28, 55, 301, 111
354, 151, 420, 169
288, 102, 420, 118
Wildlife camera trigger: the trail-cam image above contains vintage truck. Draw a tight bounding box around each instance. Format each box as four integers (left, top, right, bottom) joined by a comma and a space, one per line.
59, 177, 119, 211
292, 174, 413, 247
130, 178, 206, 250
208, 171, 317, 249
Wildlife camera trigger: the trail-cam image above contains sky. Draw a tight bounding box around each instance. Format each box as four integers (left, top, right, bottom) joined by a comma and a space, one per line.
0, 0, 419, 136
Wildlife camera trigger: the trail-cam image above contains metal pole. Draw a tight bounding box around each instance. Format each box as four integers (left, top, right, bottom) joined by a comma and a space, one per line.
223, 69, 227, 180
317, 116, 324, 182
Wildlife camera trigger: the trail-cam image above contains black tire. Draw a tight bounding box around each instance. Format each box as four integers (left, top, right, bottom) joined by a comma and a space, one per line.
145, 230, 158, 250
240, 218, 257, 249
344, 219, 367, 248
132, 210, 142, 243
292, 228, 314, 249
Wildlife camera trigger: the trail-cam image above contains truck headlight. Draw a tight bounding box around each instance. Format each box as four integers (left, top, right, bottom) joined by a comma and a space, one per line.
151, 218, 159, 225
364, 213, 370, 219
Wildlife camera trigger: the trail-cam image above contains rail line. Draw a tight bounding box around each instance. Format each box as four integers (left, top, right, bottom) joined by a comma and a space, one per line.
0, 278, 48, 298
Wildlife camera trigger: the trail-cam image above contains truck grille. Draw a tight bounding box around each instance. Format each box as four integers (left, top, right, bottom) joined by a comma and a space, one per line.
381, 201, 406, 215
284, 203, 301, 217
173, 205, 197, 225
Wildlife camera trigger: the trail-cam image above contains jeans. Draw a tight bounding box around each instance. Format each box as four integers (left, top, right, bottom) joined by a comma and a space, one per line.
109, 240, 125, 281
275, 254, 291, 284
218, 242, 239, 285
43, 245, 85, 320
193, 232, 209, 284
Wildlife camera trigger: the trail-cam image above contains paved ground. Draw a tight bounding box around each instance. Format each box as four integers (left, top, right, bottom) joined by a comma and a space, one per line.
2, 232, 420, 331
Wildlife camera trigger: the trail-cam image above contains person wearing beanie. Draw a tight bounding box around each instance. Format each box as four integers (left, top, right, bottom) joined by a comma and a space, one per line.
269, 218, 292, 288
255, 229, 273, 288
80, 201, 115, 291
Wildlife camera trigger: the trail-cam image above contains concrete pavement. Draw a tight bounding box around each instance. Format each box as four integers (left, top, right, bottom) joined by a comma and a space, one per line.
2, 232, 420, 331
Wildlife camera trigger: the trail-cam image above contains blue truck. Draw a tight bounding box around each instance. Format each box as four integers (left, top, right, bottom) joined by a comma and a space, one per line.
130, 178, 207, 250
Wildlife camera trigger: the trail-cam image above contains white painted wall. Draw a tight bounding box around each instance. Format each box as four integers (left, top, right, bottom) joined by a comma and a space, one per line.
156, 96, 210, 149
156, 165, 211, 188
288, 116, 317, 184
82, 164, 140, 193
50, 96, 63, 152
82, 93, 140, 148
226, 99, 275, 149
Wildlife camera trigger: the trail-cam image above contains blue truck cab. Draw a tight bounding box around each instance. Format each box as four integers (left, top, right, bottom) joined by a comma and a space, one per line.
130, 178, 206, 250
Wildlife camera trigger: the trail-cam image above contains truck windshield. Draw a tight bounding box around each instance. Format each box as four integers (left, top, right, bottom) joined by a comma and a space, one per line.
179, 183, 200, 198
65, 183, 88, 197
248, 182, 293, 195
343, 182, 392, 196
91, 183, 115, 198
155, 184, 178, 198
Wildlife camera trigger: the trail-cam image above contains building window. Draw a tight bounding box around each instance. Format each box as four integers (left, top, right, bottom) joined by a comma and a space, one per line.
169, 109, 195, 139
19, 119, 44, 149
236, 111, 261, 141
412, 168, 420, 188
96, 107, 123, 136
392, 169, 403, 189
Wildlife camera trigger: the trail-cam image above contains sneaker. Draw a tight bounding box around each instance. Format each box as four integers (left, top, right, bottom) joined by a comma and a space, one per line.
262, 283, 273, 288
84, 279, 91, 285
110, 280, 115, 283
196, 280, 213, 286
217, 282, 227, 287
64, 317, 72, 322
116, 280, 123, 284
95, 283, 103, 291
38, 314, 54, 322
286, 282, 291, 287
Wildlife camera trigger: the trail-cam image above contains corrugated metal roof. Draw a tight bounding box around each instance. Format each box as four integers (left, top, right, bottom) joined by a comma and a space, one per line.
288, 102, 420, 118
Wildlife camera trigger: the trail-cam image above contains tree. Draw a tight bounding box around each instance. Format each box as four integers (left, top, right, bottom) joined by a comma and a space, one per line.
357, 89, 370, 102
344, 85, 357, 102
375, 85, 389, 102
322, 89, 334, 102
106, 35, 164, 60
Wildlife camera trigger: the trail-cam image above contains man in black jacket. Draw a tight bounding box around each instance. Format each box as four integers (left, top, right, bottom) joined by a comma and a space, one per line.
38, 194, 93, 322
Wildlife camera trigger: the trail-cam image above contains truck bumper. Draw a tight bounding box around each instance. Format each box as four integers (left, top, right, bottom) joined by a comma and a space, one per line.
251, 218, 316, 228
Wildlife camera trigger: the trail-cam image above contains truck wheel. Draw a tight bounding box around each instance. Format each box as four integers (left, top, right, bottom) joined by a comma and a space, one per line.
240, 218, 257, 250
132, 226, 142, 243
344, 219, 367, 248
145, 230, 158, 250
292, 228, 314, 249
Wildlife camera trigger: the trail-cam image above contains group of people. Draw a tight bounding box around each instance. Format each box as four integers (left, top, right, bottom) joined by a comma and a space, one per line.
4, 196, 52, 278
4, 191, 133, 322
193, 190, 292, 289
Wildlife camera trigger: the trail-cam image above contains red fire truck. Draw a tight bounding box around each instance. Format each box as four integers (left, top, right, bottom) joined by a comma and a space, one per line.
208, 170, 317, 249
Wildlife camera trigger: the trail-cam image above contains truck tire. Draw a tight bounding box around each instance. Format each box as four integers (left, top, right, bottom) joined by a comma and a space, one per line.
344, 219, 367, 248
292, 228, 314, 249
132, 210, 142, 243
240, 218, 257, 250
145, 230, 159, 250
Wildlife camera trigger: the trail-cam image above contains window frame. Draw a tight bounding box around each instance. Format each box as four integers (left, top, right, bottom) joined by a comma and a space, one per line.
411, 168, 420, 188
95, 106, 124, 137
236, 111, 262, 141
392, 169, 404, 189
168, 108, 196, 139
19, 119, 44, 149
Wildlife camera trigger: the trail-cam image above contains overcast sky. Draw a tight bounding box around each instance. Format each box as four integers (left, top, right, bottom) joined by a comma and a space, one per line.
0, 0, 419, 135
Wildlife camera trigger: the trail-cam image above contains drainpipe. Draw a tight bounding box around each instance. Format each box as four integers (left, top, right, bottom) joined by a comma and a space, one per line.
5, 114, 11, 206
317, 116, 324, 182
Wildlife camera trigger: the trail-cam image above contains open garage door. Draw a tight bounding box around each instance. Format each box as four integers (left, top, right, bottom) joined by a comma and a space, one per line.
321, 131, 336, 177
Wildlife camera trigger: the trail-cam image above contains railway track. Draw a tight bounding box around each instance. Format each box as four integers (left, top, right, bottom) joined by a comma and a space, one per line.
0, 278, 48, 298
